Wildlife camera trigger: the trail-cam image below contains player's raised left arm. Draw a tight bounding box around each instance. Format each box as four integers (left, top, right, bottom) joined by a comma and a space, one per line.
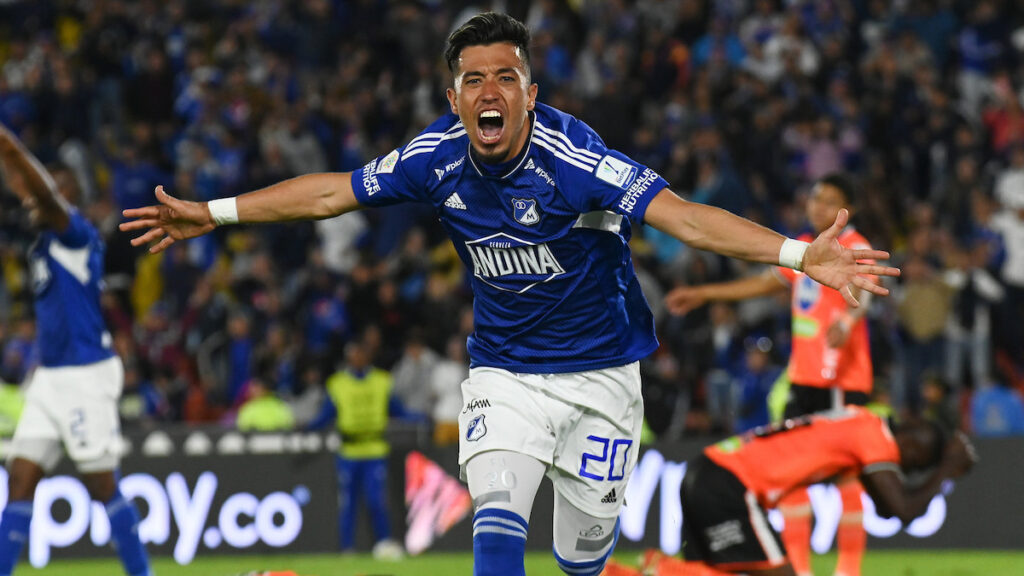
643, 188, 899, 307
0, 123, 72, 231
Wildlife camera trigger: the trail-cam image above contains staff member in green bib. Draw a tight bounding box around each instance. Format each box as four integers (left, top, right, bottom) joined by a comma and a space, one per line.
307, 336, 405, 559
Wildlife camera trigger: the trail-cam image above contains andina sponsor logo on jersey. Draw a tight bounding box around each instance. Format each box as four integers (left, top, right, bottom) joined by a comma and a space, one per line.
464, 233, 565, 293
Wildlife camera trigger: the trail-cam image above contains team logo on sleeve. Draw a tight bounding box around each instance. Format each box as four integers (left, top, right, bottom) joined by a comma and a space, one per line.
466, 414, 487, 442
377, 150, 400, 174
596, 155, 638, 189
511, 198, 540, 225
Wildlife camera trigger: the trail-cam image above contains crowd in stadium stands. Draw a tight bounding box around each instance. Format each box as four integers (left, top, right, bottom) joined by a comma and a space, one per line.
0, 0, 1023, 439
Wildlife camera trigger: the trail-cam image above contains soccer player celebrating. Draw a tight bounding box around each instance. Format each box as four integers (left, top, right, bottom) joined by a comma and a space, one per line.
666, 174, 876, 575
0, 125, 152, 575
676, 408, 976, 576
120, 13, 898, 576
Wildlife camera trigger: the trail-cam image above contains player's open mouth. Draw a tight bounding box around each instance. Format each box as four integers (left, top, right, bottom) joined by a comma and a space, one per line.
478, 110, 504, 145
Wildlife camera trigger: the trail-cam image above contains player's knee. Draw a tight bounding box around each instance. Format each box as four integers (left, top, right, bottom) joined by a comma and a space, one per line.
552, 518, 619, 576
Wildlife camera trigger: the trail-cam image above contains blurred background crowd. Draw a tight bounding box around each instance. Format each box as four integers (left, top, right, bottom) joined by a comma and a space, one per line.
0, 0, 1022, 440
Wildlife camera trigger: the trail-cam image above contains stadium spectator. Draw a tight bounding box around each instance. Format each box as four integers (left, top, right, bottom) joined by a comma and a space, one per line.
390, 328, 439, 422
431, 334, 471, 447
236, 374, 295, 432
971, 380, 1024, 437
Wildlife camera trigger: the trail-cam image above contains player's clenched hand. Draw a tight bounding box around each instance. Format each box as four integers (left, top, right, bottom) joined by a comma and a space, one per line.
942, 431, 978, 478
665, 286, 707, 316
119, 185, 216, 254
801, 208, 900, 308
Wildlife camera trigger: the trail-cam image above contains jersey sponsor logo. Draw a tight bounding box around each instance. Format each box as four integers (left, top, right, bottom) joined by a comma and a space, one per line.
596, 155, 638, 189
464, 233, 565, 293
444, 193, 467, 210
600, 488, 617, 504
796, 275, 821, 312
511, 198, 540, 225
466, 414, 487, 442
361, 158, 381, 196
377, 150, 400, 174
435, 155, 466, 181
461, 398, 491, 414
525, 158, 555, 188
617, 168, 660, 215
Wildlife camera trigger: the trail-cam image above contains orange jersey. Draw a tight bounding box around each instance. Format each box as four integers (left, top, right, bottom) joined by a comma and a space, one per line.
774, 227, 875, 392
705, 406, 900, 509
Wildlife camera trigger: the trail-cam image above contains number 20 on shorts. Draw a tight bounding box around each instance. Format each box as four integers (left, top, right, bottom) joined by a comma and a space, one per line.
579, 436, 632, 481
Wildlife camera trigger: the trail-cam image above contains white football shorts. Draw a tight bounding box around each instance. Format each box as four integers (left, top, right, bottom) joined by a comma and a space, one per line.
9, 356, 124, 473
458, 361, 643, 518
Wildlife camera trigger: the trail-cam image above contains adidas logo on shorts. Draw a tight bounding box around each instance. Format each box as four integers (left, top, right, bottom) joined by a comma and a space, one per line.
601, 488, 617, 504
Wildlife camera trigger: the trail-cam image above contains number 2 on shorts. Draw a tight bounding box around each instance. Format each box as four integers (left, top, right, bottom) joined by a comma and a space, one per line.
579, 435, 633, 481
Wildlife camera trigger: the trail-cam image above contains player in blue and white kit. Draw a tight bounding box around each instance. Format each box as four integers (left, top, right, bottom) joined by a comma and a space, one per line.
121, 13, 898, 576
0, 125, 151, 576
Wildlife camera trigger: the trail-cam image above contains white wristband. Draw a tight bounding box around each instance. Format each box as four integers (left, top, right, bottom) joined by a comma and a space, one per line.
208, 198, 238, 226
779, 238, 810, 271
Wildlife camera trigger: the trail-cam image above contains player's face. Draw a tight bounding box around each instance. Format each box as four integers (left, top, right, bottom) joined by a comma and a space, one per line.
447, 43, 538, 164
806, 183, 849, 233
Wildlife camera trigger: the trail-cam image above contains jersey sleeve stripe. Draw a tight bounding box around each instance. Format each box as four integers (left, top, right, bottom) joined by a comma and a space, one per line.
405, 123, 464, 147
400, 129, 467, 160
862, 462, 901, 476
533, 138, 597, 172
534, 122, 602, 161
532, 130, 599, 169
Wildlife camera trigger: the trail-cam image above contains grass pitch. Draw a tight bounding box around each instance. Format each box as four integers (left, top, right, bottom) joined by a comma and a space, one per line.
15, 549, 1024, 575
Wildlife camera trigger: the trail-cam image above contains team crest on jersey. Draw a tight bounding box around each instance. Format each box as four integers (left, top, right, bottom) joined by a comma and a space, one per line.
512, 198, 540, 225
466, 414, 487, 442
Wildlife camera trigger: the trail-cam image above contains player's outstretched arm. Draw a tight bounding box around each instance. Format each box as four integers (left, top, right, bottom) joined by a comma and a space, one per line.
120, 172, 360, 254
644, 189, 899, 307
0, 123, 71, 231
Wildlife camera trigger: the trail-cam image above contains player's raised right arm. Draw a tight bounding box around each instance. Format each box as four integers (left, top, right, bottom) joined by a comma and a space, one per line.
120, 172, 359, 254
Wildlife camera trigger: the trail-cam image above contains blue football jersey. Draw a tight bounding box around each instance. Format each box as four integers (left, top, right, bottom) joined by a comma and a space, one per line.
352, 103, 669, 373
29, 210, 114, 367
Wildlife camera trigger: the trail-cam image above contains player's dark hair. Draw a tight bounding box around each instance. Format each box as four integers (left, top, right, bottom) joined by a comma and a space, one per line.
817, 172, 857, 209
893, 417, 948, 469
444, 12, 531, 77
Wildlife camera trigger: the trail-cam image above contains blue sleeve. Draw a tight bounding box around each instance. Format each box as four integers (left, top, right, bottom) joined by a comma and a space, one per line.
351, 115, 462, 207
546, 116, 668, 222
55, 210, 94, 248
305, 396, 338, 431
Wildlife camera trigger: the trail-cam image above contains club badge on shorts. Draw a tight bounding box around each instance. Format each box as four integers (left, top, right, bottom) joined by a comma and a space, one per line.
466, 414, 487, 441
